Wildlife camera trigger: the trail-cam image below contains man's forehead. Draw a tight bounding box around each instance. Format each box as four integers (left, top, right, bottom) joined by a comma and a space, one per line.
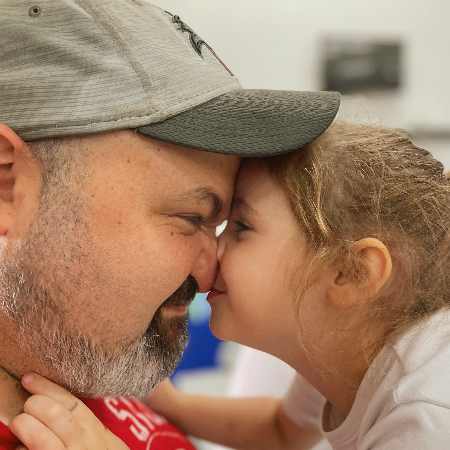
78, 130, 240, 206
83, 129, 240, 178
151, 137, 240, 171
150, 139, 239, 189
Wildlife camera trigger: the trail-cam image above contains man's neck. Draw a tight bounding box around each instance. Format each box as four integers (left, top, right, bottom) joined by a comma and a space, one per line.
0, 367, 29, 426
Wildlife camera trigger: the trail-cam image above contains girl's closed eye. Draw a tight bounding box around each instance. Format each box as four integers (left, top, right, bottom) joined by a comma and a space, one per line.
231, 218, 252, 236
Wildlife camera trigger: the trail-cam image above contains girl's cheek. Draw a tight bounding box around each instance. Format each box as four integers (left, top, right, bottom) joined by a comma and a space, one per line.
222, 249, 246, 285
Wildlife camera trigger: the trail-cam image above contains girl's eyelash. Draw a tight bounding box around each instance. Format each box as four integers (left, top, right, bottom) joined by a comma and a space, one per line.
234, 220, 250, 233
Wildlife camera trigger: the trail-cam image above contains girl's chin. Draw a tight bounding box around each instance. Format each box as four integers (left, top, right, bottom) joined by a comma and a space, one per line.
208, 312, 232, 342
207, 296, 244, 344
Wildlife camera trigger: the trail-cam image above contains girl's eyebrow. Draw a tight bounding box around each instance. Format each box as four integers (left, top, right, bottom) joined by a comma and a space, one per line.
233, 197, 258, 217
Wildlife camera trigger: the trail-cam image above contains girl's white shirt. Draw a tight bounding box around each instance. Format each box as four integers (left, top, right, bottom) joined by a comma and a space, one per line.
283, 309, 450, 449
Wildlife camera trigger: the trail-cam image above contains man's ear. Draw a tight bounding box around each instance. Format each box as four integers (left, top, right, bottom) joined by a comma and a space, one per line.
327, 238, 393, 309
0, 124, 40, 238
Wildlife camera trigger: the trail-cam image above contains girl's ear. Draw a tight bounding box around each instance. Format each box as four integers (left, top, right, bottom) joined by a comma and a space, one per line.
327, 238, 392, 309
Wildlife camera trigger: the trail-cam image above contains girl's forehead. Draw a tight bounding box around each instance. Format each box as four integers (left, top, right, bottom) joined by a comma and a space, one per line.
234, 160, 285, 211
236, 159, 271, 193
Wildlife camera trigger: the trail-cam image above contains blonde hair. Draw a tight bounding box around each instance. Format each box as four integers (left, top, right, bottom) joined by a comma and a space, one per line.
269, 121, 450, 362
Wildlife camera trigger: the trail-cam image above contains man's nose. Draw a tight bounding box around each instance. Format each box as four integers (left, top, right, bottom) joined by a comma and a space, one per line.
191, 235, 218, 292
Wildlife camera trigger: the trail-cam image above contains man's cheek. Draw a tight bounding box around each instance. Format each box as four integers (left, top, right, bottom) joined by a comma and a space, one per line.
160, 236, 201, 279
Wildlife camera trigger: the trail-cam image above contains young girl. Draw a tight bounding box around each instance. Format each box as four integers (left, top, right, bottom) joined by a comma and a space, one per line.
10, 122, 450, 449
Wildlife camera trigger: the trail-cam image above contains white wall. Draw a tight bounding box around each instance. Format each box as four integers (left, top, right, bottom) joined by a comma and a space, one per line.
153, 0, 450, 165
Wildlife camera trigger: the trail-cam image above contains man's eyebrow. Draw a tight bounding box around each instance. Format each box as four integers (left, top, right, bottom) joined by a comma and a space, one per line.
175, 187, 224, 219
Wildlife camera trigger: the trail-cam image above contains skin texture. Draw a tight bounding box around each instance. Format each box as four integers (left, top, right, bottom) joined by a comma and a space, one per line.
0, 126, 239, 409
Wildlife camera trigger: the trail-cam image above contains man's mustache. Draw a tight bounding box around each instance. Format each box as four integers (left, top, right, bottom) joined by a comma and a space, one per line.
162, 276, 198, 308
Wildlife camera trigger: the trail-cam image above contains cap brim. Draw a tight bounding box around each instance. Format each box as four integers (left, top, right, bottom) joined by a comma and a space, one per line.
137, 89, 340, 157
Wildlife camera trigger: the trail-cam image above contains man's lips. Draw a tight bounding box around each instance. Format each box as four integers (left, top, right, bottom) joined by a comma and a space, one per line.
207, 289, 225, 301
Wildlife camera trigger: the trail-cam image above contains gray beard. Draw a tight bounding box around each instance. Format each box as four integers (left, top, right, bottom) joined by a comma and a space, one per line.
0, 245, 195, 399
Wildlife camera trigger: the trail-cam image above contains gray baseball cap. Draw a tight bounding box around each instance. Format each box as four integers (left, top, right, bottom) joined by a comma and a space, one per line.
0, 0, 340, 157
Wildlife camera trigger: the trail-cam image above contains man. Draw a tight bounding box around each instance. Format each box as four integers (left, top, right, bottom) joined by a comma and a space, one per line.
0, 1, 339, 448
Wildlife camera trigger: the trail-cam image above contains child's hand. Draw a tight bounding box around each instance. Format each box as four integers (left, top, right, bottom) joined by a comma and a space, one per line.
146, 378, 182, 417
10, 373, 129, 450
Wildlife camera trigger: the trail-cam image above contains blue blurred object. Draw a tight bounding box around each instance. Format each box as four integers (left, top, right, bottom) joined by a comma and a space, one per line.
173, 293, 222, 375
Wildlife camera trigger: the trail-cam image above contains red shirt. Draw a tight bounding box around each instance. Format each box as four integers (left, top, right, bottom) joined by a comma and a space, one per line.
0, 396, 196, 450
0, 424, 16, 450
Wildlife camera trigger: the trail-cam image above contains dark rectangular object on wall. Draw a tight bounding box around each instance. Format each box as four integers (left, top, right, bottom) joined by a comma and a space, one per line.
321, 37, 402, 93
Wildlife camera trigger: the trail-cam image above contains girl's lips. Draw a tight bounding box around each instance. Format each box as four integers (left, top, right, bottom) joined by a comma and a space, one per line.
207, 289, 225, 302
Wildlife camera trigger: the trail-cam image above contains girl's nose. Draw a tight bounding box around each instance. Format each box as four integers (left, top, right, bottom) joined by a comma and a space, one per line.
217, 233, 227, 262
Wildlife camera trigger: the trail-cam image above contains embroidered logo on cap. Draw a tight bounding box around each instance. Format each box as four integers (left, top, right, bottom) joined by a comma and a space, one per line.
165, 11, 234, 76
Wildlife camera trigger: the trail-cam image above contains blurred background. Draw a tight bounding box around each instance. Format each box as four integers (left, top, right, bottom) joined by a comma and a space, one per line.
152, 1, 450, 449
